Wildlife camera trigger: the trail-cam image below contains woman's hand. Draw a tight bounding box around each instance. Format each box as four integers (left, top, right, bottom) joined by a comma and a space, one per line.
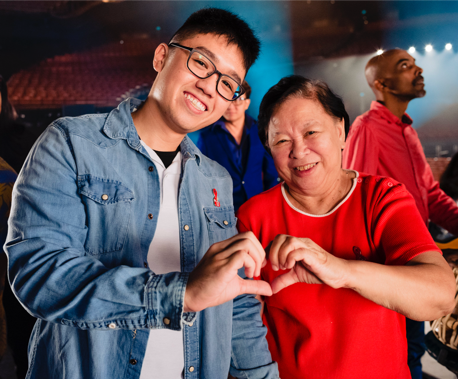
267, 235, 349, 293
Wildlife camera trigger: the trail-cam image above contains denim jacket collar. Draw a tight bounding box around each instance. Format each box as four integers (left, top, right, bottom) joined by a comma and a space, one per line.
103, 97, 202, 166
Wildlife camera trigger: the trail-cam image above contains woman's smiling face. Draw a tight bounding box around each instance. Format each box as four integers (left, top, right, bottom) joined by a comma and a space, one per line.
268, 96, 346, 196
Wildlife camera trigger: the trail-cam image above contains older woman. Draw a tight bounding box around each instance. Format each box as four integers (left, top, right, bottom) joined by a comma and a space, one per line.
236, 75, 456, 379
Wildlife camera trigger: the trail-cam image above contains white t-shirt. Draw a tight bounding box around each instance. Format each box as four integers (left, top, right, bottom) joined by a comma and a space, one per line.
139, 141, 184, 379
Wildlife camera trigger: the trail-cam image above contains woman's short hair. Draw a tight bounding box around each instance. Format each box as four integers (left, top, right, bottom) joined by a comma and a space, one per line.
258, 75, 350, 151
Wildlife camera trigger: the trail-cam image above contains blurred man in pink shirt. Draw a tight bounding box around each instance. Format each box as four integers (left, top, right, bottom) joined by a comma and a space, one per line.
343, 48, 458, 379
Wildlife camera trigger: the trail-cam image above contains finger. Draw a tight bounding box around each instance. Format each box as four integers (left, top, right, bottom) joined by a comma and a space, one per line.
269, 235, 288, 271
208, 232, 257, 257
242, 232, 266, 277
239, 277, 273, 297
226, 249, 257, 278
285, 246, 327, 271
278, 236, 300, 270
270, 269, 299, 294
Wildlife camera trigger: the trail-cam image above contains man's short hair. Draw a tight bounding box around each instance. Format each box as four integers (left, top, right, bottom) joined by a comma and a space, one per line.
242, 80, 252, 99
170, 8, 260, 72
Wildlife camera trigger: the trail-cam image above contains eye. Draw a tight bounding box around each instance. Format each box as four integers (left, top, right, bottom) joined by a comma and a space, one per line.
276, 139, 288, 145
193, 57, 208, 69
305, 131, 316, 136
221, 79, 233, 91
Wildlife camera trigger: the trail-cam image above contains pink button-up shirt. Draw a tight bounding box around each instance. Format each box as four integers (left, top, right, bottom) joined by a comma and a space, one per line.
343, 101, 458, 235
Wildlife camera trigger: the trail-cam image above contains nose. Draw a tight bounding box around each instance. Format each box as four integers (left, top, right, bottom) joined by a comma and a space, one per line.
195, 72, 219, 97
415, 65, 423, 76
290, 139, 310, 159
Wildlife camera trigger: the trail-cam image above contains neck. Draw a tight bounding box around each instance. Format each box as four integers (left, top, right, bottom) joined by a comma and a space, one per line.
378, 96, 409, 121
132, 97, 184, 151
285, 170, 355, 215
224, 116, 245, 145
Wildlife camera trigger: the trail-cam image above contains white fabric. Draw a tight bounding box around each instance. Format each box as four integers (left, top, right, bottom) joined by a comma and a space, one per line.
140, 141, 184, 379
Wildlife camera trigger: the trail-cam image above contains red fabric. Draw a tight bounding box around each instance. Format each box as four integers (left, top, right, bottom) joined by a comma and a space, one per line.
237, 174, 440, 379
343, 101, 458, 235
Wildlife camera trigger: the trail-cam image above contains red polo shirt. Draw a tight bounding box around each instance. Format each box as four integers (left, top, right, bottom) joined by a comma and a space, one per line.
343, 101, 458, 235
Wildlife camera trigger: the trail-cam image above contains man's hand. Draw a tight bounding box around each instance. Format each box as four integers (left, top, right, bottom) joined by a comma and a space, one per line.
184, 232, 273, 313
267, 235, 349, 294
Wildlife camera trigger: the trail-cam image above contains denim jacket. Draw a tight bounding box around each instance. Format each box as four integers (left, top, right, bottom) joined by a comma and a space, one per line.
5, 98, 278, 379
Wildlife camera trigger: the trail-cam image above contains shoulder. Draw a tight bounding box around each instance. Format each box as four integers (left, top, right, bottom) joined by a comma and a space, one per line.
238, 183, 283, 216
357, 173, 411, 203
49, 112, 112, 146
198, 121, 222, 138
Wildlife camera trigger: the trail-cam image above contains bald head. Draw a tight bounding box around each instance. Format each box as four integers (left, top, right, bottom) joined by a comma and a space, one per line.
365, 49, 404, 89
364, 48, 425, 102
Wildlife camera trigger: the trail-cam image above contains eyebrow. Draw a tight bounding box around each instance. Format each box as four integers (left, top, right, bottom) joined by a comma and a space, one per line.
195, 45, 243, 84
396, 58, 415, 66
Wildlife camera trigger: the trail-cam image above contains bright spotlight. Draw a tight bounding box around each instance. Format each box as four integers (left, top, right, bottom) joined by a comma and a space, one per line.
408, 46, 416, 54
445, 43, 452, 51
376, 49, 384, 56
425, 44, 433, 52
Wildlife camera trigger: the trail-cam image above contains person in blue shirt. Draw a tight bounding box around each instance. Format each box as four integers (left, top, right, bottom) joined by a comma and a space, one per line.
5, 8, 278, 379
198, 80, 279, 210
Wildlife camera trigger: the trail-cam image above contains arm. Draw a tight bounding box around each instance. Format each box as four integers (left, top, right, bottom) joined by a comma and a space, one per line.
342, 118, 380, 174
423, 165, 458, 235
262, 151, 279, 190
6, 125, 190, 330
268, 183, 456, 321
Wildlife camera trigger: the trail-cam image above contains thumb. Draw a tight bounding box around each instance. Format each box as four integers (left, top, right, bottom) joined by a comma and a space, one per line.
271, 270, 299, 294
239, 277, 273, 297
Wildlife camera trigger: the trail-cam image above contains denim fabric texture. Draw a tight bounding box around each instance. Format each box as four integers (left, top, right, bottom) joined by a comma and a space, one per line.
197, 114, 279, 211
5, 98, 278, 379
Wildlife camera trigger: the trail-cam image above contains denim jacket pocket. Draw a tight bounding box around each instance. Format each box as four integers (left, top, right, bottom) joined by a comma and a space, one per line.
78, 175, 134, 255
203, 207, 237, 245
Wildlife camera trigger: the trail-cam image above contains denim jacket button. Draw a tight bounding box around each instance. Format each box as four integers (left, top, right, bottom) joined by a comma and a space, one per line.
188, 322, 194, 327
188, 366, 195, 372
108, 323, 116, 329
163, 317, 171, 325
129, 359, 137, 365
148, 213, 153, 220
101, 194, 109, 201
184, 225, 190, 231
143, 262, 148, 268
148, 166, 154, 172
223, 220, 229, 226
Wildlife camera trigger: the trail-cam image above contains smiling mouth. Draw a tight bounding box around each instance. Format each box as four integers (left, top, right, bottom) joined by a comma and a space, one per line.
185, 92, 207, 112
294, 163, 318, 171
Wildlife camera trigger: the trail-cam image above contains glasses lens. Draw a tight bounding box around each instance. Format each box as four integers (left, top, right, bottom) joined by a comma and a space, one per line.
188, 51, 215, 79
218, 75, 243, 101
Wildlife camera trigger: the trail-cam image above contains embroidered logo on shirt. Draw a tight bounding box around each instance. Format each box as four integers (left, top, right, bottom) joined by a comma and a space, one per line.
353, 246, 367, 261
213, 189, 220, 207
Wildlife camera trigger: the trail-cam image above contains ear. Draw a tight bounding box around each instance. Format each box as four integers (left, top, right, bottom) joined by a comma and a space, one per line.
373, 79, 386, 93
152, 43, 169, 73
336, 118, 346, 149
243, 99, 251, 111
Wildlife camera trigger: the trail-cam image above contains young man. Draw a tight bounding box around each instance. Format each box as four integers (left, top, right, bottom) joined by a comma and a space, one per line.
198, 80, 278, 211
343, 48, 458, 379
5, 8, 278, 379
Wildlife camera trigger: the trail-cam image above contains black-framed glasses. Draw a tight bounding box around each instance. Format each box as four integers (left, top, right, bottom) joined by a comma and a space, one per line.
169, 42, 245, 101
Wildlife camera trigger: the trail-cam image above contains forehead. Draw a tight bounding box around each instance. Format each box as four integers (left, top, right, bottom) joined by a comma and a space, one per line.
385, 50, 414, 70
178, 33, 246, 81
269, 97, 331, 133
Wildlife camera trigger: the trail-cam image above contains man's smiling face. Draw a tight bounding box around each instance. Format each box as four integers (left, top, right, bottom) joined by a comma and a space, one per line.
151, 33, 247, 135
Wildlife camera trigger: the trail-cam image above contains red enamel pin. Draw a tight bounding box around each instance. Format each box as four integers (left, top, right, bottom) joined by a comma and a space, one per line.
212, 189, 220, 207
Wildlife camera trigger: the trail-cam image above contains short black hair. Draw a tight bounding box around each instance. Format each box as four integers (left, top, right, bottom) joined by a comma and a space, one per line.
170, 8, 260, 72
242, 80, 251, 99
258, 75, 350, 151
440, 152, 458, 200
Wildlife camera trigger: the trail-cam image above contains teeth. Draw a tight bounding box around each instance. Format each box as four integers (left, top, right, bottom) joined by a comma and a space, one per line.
185, 93, 206, 111
295, 163, 317, 171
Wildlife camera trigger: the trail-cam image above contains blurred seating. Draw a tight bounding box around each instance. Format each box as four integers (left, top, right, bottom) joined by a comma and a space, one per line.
7, 38, 156, 110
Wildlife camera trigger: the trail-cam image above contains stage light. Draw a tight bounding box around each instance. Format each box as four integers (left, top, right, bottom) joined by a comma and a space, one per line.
376, 49, 384, 56
408, 46, 416, 54
445, 43, 452, 51
425, 44, 433, 52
